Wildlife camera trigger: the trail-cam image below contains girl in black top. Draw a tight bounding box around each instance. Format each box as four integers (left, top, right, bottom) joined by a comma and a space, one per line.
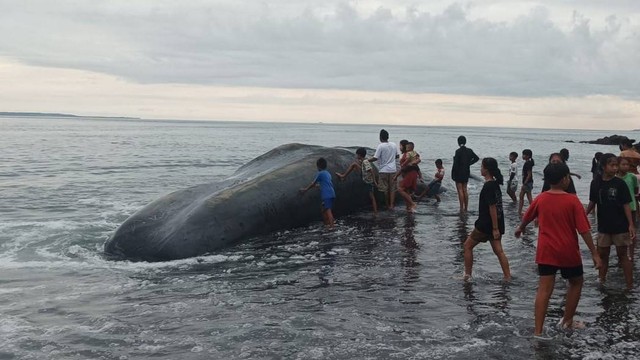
541, 153, 577, 194
463, 157, 511, 282
452, 135, 479, 213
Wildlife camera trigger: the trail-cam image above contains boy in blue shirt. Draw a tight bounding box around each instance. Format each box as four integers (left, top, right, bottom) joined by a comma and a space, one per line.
300, 157, 336, 228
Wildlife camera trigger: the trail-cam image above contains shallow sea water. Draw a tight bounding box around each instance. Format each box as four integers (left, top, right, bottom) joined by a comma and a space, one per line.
0, 116, 639, 359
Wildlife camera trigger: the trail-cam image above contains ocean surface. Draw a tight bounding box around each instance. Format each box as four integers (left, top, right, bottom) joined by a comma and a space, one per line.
1, 115, 639, 359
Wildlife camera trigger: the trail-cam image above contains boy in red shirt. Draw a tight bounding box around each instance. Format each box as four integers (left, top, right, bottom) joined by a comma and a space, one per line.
515, 163, 601, 338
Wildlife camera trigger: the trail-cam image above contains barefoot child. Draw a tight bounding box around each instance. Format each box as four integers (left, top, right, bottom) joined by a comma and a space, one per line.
299, 158, 336, 228
463, 158, 511, 281
586, 153, 636, 290
515, 163, 601, 337
506, 152, 518, 202
336, 147, 378, 214
518, 149, 535, 217
617, 157, 639, 261
416, 159, 444, 202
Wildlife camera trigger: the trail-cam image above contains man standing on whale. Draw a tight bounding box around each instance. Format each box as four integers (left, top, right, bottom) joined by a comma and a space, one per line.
369, 129, 399, 211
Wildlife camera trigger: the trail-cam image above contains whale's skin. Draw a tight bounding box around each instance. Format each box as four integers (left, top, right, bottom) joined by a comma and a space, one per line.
104, 143, 382, 261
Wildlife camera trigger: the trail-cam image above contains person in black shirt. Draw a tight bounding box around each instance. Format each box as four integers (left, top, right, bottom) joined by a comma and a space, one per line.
452, 135, 479, 213
591, 152, 603, 181
463, 157, 511, 281
541, 153, 577, 194
586, 153, 636, 290
518, 149, 535, 217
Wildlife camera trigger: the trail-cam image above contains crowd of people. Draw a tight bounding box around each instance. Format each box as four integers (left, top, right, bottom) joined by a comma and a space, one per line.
299, 129, 640, 338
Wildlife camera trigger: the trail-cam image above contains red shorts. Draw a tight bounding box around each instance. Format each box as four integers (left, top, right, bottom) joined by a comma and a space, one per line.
400, 170, 418, 192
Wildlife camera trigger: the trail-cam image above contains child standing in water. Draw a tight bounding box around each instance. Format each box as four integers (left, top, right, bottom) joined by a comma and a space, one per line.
617, 157, 639, 261
506, 152, 518, 202
586, 154, 635, 290
300, 157, 336, 229
336, 147, 378, 214
518, 149, 535, 217
417, 159, 444, 202
516, 163, 601, 338
463, 158, 511, 281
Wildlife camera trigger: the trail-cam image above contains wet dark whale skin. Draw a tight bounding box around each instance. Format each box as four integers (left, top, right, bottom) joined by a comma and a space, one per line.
104, 144, 377, 261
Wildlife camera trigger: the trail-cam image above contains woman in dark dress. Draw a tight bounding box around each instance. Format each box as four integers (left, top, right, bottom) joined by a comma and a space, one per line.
452, 135, 479, 213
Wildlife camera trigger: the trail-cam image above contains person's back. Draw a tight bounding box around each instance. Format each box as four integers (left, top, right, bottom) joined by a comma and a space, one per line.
529, 191, 587, 266
315, 169, 335, 200
453, 146, 477, 180
375, 142, 397, 173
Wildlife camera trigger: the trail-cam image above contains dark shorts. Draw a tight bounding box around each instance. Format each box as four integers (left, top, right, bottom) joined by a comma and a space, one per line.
522, 181, 533, 193
322, 198, 334, 210
469, 228, 500, 243
426, 180, 441, 196
537, 264, 583, 279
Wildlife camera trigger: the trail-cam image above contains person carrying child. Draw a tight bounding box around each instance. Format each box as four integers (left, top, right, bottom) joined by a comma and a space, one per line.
586, 153, 636, 290
416, 159, 444, 202
463, 158, 510, 281
336, 147, 379, 214
299, 157, 336, 229
515, 163, 601, 338
394, 141, 421, 212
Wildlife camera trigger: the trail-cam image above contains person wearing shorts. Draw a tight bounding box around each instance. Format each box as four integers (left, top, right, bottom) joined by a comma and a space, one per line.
516, 162, 600, 337
300, 157, 336, 229
463, 158, 510, 281
518, 149, 535, 217
586, 153, 635, 290
369, 129, 399, 210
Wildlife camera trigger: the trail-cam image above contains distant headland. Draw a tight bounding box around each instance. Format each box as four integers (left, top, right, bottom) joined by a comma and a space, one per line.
0, 112, 139, 120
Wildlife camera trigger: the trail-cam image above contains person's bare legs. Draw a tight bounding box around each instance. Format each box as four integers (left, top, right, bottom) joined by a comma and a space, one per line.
490, 240, 511, 281
518, 188, 526, 216
598, 246, 610, 284
322, 208, 335, 229
507, 185, 517, 202
615, 245, 633, 290
398, 186, 416, 212
463, 236, 479, 279
368, 191, 378, 214
389, 178, 397, 210
526, 191, 533, 206
456, 182, 466, 212
561, 276, 584, 328
463, 185, 470, 212
534, 275, 555, 336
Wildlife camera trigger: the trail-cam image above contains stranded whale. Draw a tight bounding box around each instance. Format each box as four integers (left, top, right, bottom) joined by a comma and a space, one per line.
105, 143, 394, 261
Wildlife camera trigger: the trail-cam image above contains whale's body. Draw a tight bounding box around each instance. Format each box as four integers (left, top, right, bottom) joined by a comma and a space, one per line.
105, 144, 382, 261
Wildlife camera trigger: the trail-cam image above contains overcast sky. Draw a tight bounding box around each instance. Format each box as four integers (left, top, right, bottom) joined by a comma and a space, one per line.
1, 0, 638, 129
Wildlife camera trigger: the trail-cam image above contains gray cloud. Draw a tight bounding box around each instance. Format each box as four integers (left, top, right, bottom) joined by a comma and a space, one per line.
1, 1, 639, 97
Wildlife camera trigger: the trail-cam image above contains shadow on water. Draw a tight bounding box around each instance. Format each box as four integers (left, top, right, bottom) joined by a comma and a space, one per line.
400, 214, 420, 287
451, 212, 469, 267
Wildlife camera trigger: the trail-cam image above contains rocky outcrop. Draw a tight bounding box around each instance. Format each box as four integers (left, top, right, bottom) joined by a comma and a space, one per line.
578, 135, 636, 145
